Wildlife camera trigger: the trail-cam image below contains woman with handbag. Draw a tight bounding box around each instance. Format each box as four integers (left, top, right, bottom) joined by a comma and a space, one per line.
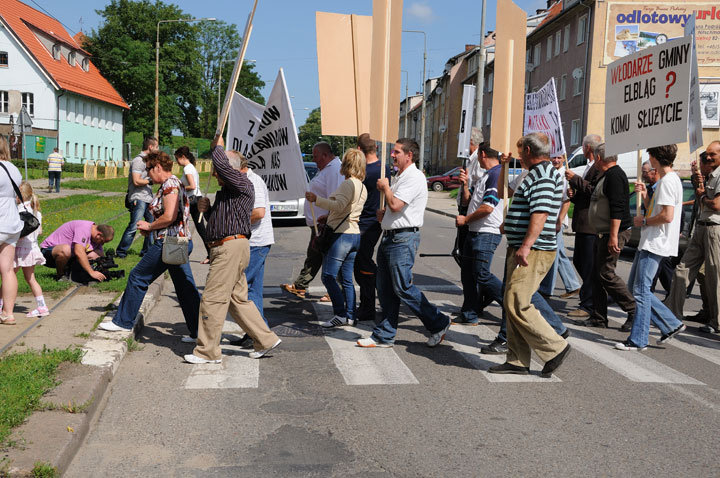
174, 146, 210, 260
99, 151, 200, 341
305, 148, 367, 328
0, 136, 23, 324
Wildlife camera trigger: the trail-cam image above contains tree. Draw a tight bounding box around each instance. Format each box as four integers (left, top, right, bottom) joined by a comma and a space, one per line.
297, 108, 356, 158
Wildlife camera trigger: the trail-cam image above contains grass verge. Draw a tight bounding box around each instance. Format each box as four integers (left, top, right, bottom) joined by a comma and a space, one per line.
0, 347, 83, 447
62, 172, 221, 194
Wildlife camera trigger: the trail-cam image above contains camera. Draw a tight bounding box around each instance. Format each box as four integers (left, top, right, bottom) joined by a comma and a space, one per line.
90, 251, 125, 280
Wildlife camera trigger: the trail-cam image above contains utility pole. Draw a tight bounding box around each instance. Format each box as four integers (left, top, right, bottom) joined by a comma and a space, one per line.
402, 70, 409, 137
474, 0, 487, 131
403, 30, 427, 172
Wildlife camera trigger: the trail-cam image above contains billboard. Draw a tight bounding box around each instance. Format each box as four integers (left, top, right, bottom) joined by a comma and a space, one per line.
604, 3, 720, 66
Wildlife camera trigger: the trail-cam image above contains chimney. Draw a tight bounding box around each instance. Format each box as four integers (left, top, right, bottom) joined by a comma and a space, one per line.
465, 44, 476, 52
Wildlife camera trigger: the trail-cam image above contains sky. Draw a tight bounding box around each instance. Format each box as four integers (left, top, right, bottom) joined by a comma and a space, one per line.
47, 0, 548, 129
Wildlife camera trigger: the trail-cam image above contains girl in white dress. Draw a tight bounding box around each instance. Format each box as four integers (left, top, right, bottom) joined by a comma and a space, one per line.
13, 182, 48, 317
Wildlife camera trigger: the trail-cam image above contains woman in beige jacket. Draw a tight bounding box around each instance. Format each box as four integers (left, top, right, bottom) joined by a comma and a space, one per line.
305, 148, 367, 327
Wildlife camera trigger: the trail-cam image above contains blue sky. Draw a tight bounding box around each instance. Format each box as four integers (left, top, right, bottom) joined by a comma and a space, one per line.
48, 0, 547, 129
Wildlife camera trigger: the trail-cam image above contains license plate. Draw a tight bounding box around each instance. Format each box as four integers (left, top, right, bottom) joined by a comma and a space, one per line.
271, 204, 297, 212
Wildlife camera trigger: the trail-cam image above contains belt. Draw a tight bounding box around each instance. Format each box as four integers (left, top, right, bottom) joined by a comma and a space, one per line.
384, 227, 419, 236
697, 221, 720, 227
207, 234, 246, 248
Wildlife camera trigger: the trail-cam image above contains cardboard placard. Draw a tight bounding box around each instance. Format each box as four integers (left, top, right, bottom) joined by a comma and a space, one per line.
523, 78, 566, 157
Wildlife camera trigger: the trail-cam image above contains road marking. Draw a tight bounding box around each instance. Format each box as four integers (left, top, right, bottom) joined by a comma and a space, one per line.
266, 283, 463, 297
434, 301, 561, 382
565, 324, 704, 384
312, 303, 419, 386
183, 346, 259, 389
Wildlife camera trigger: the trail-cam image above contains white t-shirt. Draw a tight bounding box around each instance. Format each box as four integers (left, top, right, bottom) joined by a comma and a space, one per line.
0, 161, 23, 235
381, 163, 427, 230
638, 171, 683, 257
181, 163, 201, 197
456, 150, 486, 207
304, 157, 344, 226
247, 169, 274, 247
467, 164, 503, 234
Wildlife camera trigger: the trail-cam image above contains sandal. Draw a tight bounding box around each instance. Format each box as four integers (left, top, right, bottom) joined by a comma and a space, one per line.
0, 315, 17, 325
281, 283, 306, 298
318, 293, 331, 303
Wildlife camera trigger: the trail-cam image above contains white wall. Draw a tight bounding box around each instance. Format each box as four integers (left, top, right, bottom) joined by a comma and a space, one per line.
0, 22, 57, 130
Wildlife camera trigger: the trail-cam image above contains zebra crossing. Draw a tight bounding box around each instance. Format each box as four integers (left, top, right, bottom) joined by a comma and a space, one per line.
182, 292, 716, 390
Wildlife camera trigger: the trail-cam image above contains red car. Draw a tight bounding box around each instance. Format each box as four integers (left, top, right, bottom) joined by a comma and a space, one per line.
426, 167, 462, 192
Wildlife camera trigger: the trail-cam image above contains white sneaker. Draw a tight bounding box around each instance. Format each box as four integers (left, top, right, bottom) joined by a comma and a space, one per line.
184, 353, 221, 364
427, 317, 452, 347
249, 339, 282, 359
181, 336, 197, 343
321, 315, 349, 328
356, 337, 393, 348
98, 321, 128, 332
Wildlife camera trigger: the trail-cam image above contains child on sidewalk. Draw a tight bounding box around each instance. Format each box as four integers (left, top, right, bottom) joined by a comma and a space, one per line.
7, 182, 48, 318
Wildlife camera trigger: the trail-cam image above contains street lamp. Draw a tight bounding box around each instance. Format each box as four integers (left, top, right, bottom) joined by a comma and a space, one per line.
217, 59, 256, 118
402, 30, 427, 172
401, 69, 409, 137
155, 17, 216, 139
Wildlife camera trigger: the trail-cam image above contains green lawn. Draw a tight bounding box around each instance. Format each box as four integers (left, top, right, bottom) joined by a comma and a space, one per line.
62, 172, 221, 194
0, 347, 83, 447
13, 168, 83, 181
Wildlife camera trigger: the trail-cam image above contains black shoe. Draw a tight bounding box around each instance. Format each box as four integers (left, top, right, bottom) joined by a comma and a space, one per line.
541, 343, 571, 378
575, 317, 608, 328
560, 329, 570, 339
488, 362, 529, 375
619, 315, 633, 332
228, 334, 254, 349
686, 310, 708, 324
480, 337, 507, 354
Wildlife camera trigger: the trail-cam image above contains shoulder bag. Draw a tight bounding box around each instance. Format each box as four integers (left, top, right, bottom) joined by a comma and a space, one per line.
311, 183, 365, 254
0, 162, 40, 238
161, 185, 190, 265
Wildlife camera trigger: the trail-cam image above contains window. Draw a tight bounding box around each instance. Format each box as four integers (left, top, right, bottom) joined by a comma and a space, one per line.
67, 51, 76, 66
75, 100, 81, 123
0, 51, 7, 67
52, 44, 61, 60
533, 44, 541, 67
487, 72, 493, 93
74, 143, 78, 157
105, 147, 108, 160
526, 48, 531, 65
564, 25, 570, 52
559, 74, 567, 100
577, 15, 587, 45
571, 119, 581, 146
555, 31, 561, 56
485, 107, 491, 126
573, 68, 584, 96
81, 58, 89, 72
21, 92, 34, 116
546, 37, 552, 61
90, 145, 94, 159
84, 102, 90, 125
0, 91, 7, 113
92, 105, 97, 127
65, 142, 69, 156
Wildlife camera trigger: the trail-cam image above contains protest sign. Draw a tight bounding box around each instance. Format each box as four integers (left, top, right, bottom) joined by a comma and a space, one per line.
604, 36, 692, 156
457, 84, 476, 158
523, 78, 566, 157
686, 16, 703, 152
227, 69, 307, 201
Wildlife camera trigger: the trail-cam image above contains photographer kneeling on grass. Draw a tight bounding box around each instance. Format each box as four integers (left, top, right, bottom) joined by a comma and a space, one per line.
40, 221, 114, 282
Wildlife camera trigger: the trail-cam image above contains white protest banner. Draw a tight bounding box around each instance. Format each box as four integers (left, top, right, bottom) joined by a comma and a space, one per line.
523, 78, 566, 157
227, 69, 307, 201
605, 36, 692, 157
457, 84, 476, 158
227, 92, 264, 157
686, 16, 703, 153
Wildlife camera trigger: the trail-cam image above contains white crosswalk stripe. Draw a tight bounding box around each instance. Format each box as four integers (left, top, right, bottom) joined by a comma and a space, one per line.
313, 303, 419, 385
183, 345, 259, 389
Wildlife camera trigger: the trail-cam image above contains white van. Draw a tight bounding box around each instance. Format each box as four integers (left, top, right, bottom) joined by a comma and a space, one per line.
566, 146, 646, 179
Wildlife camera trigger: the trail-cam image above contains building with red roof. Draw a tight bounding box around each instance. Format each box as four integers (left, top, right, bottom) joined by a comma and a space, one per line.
0, 0, 128, 164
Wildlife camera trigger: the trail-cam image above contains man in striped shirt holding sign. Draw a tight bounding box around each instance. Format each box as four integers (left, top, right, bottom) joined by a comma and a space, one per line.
489, 132, 570, 378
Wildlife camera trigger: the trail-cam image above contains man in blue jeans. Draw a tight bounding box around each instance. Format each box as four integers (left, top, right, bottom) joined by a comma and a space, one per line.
116, 137, 157, 257
357, 138, 451, 348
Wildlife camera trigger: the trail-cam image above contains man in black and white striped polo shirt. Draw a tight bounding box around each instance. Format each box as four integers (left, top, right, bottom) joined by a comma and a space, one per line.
489, 133, 570, 378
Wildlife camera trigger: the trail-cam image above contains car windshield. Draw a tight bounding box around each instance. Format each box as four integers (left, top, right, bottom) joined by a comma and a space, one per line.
304, 162, 318, 180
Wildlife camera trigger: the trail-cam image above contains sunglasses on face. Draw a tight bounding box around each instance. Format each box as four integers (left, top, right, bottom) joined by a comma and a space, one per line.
145, 165, 154, 172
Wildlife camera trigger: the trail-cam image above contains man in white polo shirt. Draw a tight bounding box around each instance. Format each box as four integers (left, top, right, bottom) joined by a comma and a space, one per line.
357, 138, 451, 348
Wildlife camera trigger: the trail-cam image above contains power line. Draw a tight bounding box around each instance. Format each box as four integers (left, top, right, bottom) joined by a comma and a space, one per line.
27, 0, 78, 36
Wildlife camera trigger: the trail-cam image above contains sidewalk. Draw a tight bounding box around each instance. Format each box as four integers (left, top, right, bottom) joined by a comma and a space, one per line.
26, 177, 123, 200
426, 190, 460, 219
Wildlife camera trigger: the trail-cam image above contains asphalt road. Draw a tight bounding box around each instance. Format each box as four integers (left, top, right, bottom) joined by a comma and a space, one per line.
66, 211, 718, 477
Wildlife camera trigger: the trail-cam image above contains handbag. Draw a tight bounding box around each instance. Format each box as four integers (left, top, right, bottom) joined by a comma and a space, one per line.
311, 183, 365, 254
0, 162, 40, 238
161, 186, 189, 265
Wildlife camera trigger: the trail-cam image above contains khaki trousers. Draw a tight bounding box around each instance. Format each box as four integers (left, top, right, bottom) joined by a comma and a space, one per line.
665, 225, 720, 328
193, 237, 279, 361
505, 247, 568, 368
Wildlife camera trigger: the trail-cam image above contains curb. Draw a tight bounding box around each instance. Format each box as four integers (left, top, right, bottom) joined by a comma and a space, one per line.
7, 274, 165, 477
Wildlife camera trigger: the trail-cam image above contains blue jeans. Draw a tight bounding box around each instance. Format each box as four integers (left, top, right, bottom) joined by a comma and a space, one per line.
321, 233, 360, 320
247, 245, 271, 323
463, 232, 504, 323
539, 226, 581, 295
458, 226, 481, 321
372, 231, 449, 344
48, 171, 61, 192
628, 250, 684, 348
116, 200, 153, 257
113, 240, 200, 336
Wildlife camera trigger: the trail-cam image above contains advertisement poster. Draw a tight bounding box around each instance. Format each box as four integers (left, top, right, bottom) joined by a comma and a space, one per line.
699, 83, 720, 127
605, 3, 720, 66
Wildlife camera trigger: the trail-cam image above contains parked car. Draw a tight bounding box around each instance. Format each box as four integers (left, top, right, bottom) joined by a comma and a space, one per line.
269, 161, 317, 221
426, 167, 462, 192
624, 178, 695, 255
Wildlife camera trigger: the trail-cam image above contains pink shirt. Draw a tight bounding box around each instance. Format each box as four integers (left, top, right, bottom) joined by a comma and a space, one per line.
40, 220, 103, 256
